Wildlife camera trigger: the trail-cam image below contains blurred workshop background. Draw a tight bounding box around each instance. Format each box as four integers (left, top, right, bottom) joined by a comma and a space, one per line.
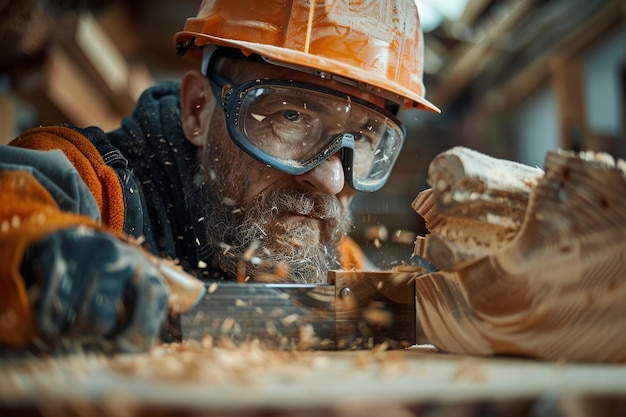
0, 0, 624, 267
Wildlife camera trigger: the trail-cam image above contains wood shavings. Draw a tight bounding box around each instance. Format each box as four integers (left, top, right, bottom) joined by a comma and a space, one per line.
10, 338, 624, 417
452, 360, 489, 383
201, 334, 213, 348
235, 299, 249, 307
273, 263, 290, 279
220, 317, 235, 332
297, 324, 320, 350
392, 229, 416, 244
242, 240, 259, 261
362, 304, 394, 328
218, 242, 232, 255
364, 225, 388, 241
281, 314, 302, 326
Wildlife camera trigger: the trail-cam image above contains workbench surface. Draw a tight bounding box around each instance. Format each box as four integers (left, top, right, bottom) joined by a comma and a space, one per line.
2, 344, 625, 416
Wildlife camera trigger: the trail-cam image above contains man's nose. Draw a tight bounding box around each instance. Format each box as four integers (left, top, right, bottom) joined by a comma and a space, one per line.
294, 152, 345, 195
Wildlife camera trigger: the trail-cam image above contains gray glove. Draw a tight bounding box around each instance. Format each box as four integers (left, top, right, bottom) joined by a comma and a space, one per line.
21, 227, 169, 352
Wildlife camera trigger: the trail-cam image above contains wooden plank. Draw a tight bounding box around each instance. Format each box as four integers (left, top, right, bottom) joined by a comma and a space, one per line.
621, 62, 626, 158
550, 56, 586, 150
46, 46, 119, 130
13, 70, 69, 128
0, 93, 16, 144
74, 13, 129, 96
15, 46, 120, 130
62, 12, 138, 115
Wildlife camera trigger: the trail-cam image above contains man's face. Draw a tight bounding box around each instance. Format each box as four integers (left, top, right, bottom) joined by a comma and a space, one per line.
190, 59, 386, 283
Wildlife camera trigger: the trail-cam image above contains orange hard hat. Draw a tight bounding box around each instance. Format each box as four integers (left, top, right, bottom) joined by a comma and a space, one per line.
175, 0, 439, 113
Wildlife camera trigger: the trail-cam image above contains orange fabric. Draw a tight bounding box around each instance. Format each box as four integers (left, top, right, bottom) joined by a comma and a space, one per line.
0, 171, 100, 347
338, 237, 366, 270
10, 126, 125, 233
2, 126, 126, 347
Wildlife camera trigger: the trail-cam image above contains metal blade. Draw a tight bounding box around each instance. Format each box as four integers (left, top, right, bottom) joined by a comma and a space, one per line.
181, 283, 336, 349
180, 270, 423, 350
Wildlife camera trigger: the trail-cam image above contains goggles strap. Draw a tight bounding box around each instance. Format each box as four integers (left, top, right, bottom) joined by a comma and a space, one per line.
201, 45, 219, 76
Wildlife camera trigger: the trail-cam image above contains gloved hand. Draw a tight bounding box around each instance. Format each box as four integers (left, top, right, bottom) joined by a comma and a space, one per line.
20, 227, 169, 353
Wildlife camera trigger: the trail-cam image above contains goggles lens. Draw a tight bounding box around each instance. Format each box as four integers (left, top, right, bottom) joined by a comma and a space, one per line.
217, 78, 405, 192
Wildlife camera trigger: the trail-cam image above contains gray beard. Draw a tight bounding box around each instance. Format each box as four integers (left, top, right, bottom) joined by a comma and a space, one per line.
196, 176, 353, 284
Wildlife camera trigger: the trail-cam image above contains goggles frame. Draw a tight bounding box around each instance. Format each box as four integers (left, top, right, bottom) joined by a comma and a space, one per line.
206, 64, 406, 192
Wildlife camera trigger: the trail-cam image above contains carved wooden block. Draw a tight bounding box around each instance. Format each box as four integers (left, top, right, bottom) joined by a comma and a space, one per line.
413, 148, 543, 269
412, 146, 626, 363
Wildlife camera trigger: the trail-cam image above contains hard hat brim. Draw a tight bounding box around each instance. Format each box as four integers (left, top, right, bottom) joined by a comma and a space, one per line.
175, 31, 441, 114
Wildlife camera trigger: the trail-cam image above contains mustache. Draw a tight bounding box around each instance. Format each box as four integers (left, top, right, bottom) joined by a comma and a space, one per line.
253, 189, 343, 220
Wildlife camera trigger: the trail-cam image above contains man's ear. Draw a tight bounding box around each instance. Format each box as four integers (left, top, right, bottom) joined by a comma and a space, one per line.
180, 69, 214, 147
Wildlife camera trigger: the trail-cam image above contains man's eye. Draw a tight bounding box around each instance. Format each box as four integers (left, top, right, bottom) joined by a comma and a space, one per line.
354, 133, 374, 147
282, 110, 301, 121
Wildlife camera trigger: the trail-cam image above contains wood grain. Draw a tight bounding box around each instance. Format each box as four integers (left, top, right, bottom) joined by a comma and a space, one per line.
412, 147, 626, 363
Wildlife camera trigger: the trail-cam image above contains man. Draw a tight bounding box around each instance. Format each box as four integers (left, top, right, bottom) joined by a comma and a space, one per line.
0, 0, 439, 352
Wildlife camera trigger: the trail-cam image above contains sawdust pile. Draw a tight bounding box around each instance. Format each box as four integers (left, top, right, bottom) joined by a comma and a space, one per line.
0, 340, 414, 416
109, 339, 407, 384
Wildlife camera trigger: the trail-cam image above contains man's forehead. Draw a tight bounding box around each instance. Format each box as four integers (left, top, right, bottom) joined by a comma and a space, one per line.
223, 58, 388, 109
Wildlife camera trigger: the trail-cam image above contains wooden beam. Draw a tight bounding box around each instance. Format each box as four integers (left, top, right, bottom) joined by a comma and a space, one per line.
61, 12, 142, 115
13, 8, 156, 130
460, 0, 497, 25
74, 12, 129, 95
621, 60, 626, 158
429, 0, 536, 108
0, 92, 17, 144
15, 46, 119, 130
552, 0, 626, 62
478, 0, 625, 116
550, 56, 586, 150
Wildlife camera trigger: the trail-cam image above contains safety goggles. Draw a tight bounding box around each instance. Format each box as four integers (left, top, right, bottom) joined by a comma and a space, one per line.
208, 73, 406, 192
